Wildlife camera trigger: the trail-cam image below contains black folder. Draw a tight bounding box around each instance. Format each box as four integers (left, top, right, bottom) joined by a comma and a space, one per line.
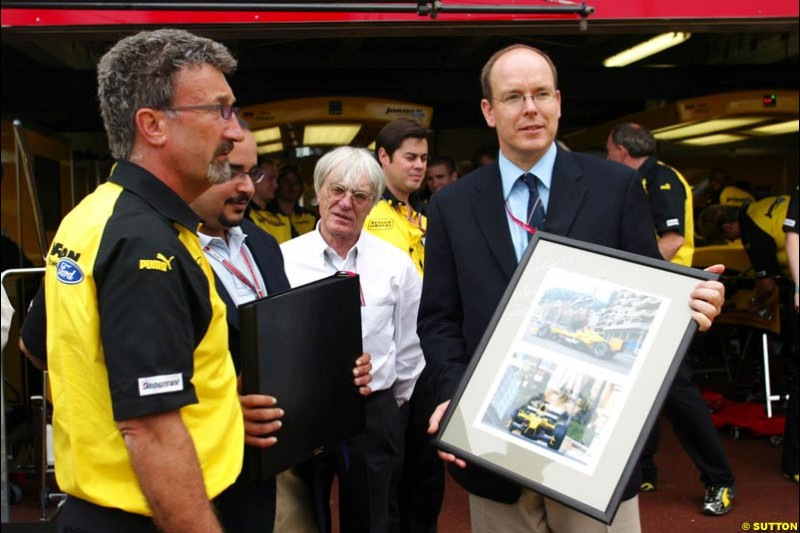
238, 272, 365, 481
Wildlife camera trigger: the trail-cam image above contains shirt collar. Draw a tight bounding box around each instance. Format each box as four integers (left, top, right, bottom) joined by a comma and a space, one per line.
382, 187, 426, 214
309, 225, 364, 269
198, 225, 247, 254
499, 142, 557, 200
108, 161, 203, 233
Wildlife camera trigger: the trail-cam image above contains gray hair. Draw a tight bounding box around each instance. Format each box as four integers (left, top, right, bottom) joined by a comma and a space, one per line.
313, 147, 385, 207
97, 29, 237, 160
609, 123, 657, 157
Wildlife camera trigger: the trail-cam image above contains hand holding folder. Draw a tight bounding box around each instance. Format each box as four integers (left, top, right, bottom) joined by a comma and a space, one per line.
238, 272, 366, 481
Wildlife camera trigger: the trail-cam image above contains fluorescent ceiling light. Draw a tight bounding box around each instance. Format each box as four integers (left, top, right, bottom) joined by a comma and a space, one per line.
252, 127, 281, 144
257, 141, 284, 154
653, 117, 771, 141
604, 32, 691, 68
680, 133, 748, 146
366, 141, 376, 151
303, 124, 362, 146
745, 119, 800, 136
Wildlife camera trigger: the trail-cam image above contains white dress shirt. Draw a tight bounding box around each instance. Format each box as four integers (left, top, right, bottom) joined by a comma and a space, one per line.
199, 225, 268, 307
280, 229, 425, 405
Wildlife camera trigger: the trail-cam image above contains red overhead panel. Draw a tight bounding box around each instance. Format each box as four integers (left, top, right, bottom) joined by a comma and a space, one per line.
1, 1, 798, 28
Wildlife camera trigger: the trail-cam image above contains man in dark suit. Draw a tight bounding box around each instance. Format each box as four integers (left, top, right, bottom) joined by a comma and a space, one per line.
418, 44, 726, 533
191, 127, 373, 533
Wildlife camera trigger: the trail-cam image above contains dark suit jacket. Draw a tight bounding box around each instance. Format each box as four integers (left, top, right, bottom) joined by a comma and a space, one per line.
418, 147, 659, 503
213, 219, 290, 533
215, 219, 291, 374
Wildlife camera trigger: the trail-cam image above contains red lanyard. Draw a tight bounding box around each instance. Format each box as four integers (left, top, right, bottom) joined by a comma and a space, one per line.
204, 244, 265, 299
504, 199, 539, 236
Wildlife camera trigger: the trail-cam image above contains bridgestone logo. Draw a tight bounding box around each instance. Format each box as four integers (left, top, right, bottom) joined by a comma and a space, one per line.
138, 373, 184, 396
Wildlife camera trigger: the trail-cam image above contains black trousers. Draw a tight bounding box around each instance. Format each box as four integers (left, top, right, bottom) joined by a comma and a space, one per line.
57, 496, 158, 533
314, 389, 407, 533
640, 360, 735, 487
397, 369, 445, 533
58, 478, 276, 533
215, 470, 277, 533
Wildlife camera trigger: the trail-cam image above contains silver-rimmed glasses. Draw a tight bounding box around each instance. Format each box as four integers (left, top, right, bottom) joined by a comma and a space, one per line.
493, 91, 557, 108
327, 183, 373, 207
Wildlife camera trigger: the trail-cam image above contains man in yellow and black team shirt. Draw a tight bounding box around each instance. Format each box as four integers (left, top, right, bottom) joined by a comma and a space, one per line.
244, 155, 281, 233
608, 123, 694, 266
699, 194, 793, 310
38, 29, 245, 532
700, 190, 798, 481
608, 123, 736, 516
364, 117, 429, 276
251, 165, 317, 243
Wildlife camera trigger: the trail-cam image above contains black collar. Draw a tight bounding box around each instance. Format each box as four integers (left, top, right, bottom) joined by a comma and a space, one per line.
638, 155, 659, 178
108, 161, 202, 232
382, 187, 426, 215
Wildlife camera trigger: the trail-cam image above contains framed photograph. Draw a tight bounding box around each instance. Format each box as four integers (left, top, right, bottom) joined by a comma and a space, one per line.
433, 232, 719, 524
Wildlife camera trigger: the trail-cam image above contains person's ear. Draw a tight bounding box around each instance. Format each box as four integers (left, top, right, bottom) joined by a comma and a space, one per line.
480, 99, 496, 128
135, 108, 168, 148
378, 147, 391, 167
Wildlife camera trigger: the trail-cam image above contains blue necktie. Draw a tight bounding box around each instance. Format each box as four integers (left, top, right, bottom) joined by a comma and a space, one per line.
521, 173, 545, 238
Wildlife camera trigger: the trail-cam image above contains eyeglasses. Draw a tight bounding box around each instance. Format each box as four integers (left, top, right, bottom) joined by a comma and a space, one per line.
164, 104, 241, 121
494, 91, 557, 108
231, 166, 266, 184
327, 183, 373, 207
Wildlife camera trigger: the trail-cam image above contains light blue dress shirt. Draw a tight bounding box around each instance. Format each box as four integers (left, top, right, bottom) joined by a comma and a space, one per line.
498, 143, 557, 262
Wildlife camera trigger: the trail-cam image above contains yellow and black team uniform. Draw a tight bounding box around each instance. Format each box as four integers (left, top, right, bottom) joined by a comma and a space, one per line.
246, 201, 317, 244
639, 156, 736, 505
740, 194, 791, 278
782, 186, 798, 480
719, 185, 755, 207
43, 161, 243, 526
363, 190, 426, 277
639, 156, 695, 266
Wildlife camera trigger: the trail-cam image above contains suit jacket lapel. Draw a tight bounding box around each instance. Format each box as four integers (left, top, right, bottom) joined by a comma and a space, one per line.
544, 148, 587, 237
215, 272, 240, 332
249, 245, 279, 295
471, 163, 517, 280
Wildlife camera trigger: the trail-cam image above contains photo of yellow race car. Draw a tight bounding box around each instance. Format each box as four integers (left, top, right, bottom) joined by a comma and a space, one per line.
508, 400, 569, 451
534, 323, 624, 360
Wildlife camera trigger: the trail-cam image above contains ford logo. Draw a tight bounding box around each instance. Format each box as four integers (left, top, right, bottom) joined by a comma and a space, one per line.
56, 258, 84, 285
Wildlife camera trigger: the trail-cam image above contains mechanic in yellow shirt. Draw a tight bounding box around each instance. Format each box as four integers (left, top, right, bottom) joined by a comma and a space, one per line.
364, 118, 430, 276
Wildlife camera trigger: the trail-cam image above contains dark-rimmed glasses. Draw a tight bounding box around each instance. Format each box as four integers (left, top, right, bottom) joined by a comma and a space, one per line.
327, 183, 373, 207
164, 104, 241, 121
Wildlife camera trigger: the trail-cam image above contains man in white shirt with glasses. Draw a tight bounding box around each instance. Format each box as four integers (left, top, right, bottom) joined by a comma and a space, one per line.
281, 146, 425, 533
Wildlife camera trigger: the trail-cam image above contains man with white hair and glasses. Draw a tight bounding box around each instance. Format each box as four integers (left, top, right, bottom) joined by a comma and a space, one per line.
281, 146, 425, 532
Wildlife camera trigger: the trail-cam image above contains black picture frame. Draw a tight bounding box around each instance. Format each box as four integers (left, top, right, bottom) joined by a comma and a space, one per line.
433, 231, 718, 524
